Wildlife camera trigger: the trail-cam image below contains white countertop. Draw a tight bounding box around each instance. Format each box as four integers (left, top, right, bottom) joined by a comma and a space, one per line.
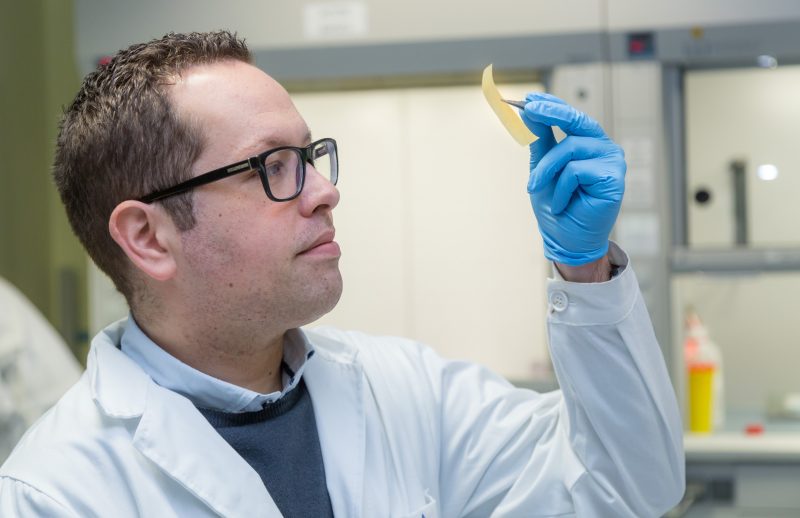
685, 432, 800, 462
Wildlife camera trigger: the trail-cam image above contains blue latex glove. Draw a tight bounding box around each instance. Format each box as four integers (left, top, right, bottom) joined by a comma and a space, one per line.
521, 92, 626, 266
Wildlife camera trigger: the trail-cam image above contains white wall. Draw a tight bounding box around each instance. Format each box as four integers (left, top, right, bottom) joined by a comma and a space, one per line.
73, 1, 800, 73
606, 0, 800, 30
73, 0, 602, 66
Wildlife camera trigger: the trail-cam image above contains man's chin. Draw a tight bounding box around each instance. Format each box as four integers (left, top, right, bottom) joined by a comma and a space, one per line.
297, 276, 343, 327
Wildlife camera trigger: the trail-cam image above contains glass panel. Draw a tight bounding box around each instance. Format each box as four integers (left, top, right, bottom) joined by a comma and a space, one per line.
672, 272, 800, 431
685, 65, 800, 248
310, 139, 336, 184
263, 148, 301, 199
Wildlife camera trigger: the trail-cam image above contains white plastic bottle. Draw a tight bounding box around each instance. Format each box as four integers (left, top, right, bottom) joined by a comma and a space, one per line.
684, 308, 725, 431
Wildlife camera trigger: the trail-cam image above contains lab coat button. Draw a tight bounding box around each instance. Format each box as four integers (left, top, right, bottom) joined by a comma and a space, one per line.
550, 290, 569, 312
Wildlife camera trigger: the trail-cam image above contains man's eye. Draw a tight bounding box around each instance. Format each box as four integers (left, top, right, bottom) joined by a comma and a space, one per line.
264, 161, 286, 177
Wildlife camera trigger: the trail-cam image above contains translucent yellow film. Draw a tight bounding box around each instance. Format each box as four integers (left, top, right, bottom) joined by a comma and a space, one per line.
481, 64, 537, 146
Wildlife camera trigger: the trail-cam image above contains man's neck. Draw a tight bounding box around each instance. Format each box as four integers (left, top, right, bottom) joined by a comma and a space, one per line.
134, 314, 286, 394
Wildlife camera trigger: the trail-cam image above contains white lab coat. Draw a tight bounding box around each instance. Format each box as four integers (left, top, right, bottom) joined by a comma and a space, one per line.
0, 278, 82, 462
0, 258, 684, 517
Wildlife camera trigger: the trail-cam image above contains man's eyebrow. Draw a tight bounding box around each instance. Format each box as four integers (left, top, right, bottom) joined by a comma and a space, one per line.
260, 131, 313, 150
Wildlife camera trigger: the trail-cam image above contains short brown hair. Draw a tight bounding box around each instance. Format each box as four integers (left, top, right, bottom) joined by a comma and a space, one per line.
53, 31, 251, 304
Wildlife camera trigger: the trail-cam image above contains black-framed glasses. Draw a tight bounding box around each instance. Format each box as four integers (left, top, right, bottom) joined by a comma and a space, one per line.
138, 138, 338, 203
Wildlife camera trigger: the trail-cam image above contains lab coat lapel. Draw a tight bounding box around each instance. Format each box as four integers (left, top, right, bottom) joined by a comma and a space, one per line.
90, 333, 281, 517
304, 333, 366, 518
133, 383, 281, 517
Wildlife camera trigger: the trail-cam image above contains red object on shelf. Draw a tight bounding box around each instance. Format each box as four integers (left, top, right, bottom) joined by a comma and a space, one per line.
744, 423, 764, 435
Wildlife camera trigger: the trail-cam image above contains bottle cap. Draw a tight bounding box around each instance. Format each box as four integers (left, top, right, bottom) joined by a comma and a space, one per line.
688, 363, 715, 372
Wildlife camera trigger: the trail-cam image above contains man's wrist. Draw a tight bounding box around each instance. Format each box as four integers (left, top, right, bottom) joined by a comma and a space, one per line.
554, 254, 612, 283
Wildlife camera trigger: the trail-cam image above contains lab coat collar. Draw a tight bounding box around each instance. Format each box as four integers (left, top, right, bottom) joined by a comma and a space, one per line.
301, 328, 366, 518
88, 319, 279, 516
89, 319, 147, 418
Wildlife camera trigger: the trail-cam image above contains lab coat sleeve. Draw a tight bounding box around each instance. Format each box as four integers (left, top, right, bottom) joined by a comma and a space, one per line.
432, 245, 684, 517
0, 277, 82, 424
0, 477, 79, 517
0, 277, 83, 464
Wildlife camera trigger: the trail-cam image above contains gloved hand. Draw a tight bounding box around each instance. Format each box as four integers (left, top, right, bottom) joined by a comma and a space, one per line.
521, 92, 626, 266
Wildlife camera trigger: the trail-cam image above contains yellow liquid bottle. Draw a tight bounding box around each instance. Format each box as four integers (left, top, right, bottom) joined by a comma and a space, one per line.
688, 363, 715, 433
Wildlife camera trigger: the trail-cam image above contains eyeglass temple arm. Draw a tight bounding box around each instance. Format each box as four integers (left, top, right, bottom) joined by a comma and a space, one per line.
138, 158, 257, 203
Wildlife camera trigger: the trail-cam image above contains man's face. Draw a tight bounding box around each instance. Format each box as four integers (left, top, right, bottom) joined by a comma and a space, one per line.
167, 60, 342, 334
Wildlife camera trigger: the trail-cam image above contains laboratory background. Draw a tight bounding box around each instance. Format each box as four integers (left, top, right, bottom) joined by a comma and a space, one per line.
1, 0, 800, 516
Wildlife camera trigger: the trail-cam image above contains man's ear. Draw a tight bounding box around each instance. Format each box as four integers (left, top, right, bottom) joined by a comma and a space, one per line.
109, 201, 178, 282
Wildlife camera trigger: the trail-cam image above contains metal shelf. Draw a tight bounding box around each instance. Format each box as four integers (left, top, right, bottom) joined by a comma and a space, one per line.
672, 247, 800, 274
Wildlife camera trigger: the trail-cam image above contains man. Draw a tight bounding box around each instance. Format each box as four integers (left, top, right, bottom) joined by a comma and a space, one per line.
0, 31, 684, 517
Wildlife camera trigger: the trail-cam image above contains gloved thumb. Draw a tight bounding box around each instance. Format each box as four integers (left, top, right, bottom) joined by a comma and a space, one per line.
521, 93, 557, 171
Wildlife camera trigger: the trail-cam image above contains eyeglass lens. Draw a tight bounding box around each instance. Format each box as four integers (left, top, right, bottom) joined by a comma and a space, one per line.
262, 140, 337, 200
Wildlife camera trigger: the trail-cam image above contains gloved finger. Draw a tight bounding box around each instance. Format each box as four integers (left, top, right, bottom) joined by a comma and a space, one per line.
522, 93, 561, 174
527, 124, 556, 177
525, 92, 569, 105
523, 101, 606, 139
520, 102, 557, 174
520, 110, 556, 140
519, 93, 565, 141
550, 161, 603, 214
530, 136, 614, 192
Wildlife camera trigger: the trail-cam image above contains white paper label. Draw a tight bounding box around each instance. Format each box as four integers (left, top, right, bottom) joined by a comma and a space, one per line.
304, 2, 368, 40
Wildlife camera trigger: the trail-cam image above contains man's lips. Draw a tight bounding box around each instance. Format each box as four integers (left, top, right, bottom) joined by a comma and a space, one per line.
299, 229, 339, 256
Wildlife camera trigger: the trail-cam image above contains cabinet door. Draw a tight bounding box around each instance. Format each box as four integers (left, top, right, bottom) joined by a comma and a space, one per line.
686, 66, 800, 248
677, 66, 800, 416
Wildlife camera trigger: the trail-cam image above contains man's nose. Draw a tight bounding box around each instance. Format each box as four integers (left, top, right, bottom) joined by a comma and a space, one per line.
299, 163, 340, 216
